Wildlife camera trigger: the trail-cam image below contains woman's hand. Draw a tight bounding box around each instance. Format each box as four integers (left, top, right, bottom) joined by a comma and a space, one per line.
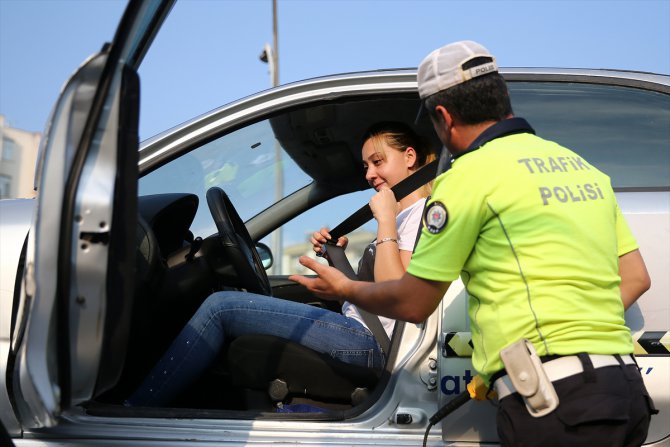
369, 189, 399, 225
310, 227, 348, 255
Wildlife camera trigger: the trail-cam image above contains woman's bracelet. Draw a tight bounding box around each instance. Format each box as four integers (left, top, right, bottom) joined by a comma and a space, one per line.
375, 237, 398, 246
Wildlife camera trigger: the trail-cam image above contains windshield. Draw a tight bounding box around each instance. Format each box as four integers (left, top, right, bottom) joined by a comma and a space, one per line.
139, 118, 312, 236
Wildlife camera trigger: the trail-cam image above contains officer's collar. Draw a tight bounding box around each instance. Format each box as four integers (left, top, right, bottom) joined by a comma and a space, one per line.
437, 117, 535, 173
453, 117, 535, 161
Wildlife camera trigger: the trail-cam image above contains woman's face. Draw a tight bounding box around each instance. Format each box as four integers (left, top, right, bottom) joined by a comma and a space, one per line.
362, 136, 415, 191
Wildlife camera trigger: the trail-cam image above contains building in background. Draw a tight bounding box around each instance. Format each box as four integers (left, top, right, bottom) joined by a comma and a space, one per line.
0, 115, 40, 199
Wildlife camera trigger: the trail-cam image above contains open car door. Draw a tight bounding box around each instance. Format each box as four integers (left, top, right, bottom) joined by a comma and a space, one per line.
10, 0, 174, 428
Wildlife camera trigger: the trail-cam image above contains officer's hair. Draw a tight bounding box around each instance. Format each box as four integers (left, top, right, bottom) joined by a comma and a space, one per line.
424, 56, 513, 124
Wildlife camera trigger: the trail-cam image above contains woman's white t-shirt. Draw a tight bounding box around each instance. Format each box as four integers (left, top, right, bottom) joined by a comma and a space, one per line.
341, 197, 427, 339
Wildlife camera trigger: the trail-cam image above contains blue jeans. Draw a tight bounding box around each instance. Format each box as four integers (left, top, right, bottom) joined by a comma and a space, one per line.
126, 291, 384, 406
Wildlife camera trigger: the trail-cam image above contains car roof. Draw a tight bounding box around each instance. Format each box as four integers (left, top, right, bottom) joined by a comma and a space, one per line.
138, 67, 669, 194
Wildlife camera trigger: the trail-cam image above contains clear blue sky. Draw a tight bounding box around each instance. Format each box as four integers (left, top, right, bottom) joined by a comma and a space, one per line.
1, 0, 669, 141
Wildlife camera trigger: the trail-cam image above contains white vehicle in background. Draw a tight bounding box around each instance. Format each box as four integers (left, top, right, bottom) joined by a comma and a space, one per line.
0, 0, 668, 445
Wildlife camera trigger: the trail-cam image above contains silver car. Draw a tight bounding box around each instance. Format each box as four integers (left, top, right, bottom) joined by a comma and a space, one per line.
1, 0, 668, 445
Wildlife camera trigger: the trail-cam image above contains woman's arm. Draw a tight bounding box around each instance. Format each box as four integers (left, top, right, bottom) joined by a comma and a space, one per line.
370, 189, 411, 282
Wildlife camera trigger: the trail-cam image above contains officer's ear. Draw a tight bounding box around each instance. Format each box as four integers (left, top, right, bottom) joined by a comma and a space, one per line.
434, 105, 454, 129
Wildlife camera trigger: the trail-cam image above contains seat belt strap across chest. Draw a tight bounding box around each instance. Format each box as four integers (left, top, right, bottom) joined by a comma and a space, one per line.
329, 159, 438, 240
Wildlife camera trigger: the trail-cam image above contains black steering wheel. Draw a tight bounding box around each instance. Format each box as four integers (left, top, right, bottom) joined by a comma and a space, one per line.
206, 187, 272, 296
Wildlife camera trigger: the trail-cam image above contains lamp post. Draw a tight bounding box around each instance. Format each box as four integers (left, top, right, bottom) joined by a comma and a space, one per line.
260, 0, 283, 274
259, 0, 279, 88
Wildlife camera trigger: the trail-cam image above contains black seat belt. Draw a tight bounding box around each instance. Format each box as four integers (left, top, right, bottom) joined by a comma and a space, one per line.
329, 159, 438, 240
321, 158, 439, 354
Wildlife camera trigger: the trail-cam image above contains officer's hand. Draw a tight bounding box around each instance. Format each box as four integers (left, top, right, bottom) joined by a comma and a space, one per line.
310, 227, 349, 255
289, 256, 351, 301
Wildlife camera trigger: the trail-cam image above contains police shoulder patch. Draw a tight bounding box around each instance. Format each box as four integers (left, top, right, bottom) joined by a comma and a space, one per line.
424, 201, 448, 234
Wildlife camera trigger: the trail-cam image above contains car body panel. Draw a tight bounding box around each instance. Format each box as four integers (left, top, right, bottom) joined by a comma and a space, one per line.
0, 0, 668, 445
2, 67, 669, 446
0, 199, 34, 437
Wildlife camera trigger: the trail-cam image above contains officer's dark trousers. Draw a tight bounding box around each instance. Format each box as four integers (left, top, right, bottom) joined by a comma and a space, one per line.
496, 355, 656, 447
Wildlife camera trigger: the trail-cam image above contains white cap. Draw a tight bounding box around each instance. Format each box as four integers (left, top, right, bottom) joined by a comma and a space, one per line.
417, 40, 498, 99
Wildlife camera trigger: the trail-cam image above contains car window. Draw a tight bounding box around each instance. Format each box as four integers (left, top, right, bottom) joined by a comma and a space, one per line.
139, 119, 312, 237
509, 82, 670, 189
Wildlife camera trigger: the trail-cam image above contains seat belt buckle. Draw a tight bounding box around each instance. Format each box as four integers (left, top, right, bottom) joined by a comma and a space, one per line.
321, 243, 357, 280
499, 339, 559, 417
315, 244, 328, 260
317, 242, 338, 264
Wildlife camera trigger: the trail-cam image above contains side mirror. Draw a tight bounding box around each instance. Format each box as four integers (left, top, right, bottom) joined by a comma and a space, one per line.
256, 242, 273, 270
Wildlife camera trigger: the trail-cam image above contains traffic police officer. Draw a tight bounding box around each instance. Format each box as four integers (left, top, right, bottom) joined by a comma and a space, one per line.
290, 40, 656, 446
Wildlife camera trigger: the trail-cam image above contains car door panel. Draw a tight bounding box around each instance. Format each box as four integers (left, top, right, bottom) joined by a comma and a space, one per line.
10, 0, 174, 429
16, 51, 113, 428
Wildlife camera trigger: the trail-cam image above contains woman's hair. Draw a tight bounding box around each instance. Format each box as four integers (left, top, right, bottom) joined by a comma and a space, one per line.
361, 121, 436, 196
